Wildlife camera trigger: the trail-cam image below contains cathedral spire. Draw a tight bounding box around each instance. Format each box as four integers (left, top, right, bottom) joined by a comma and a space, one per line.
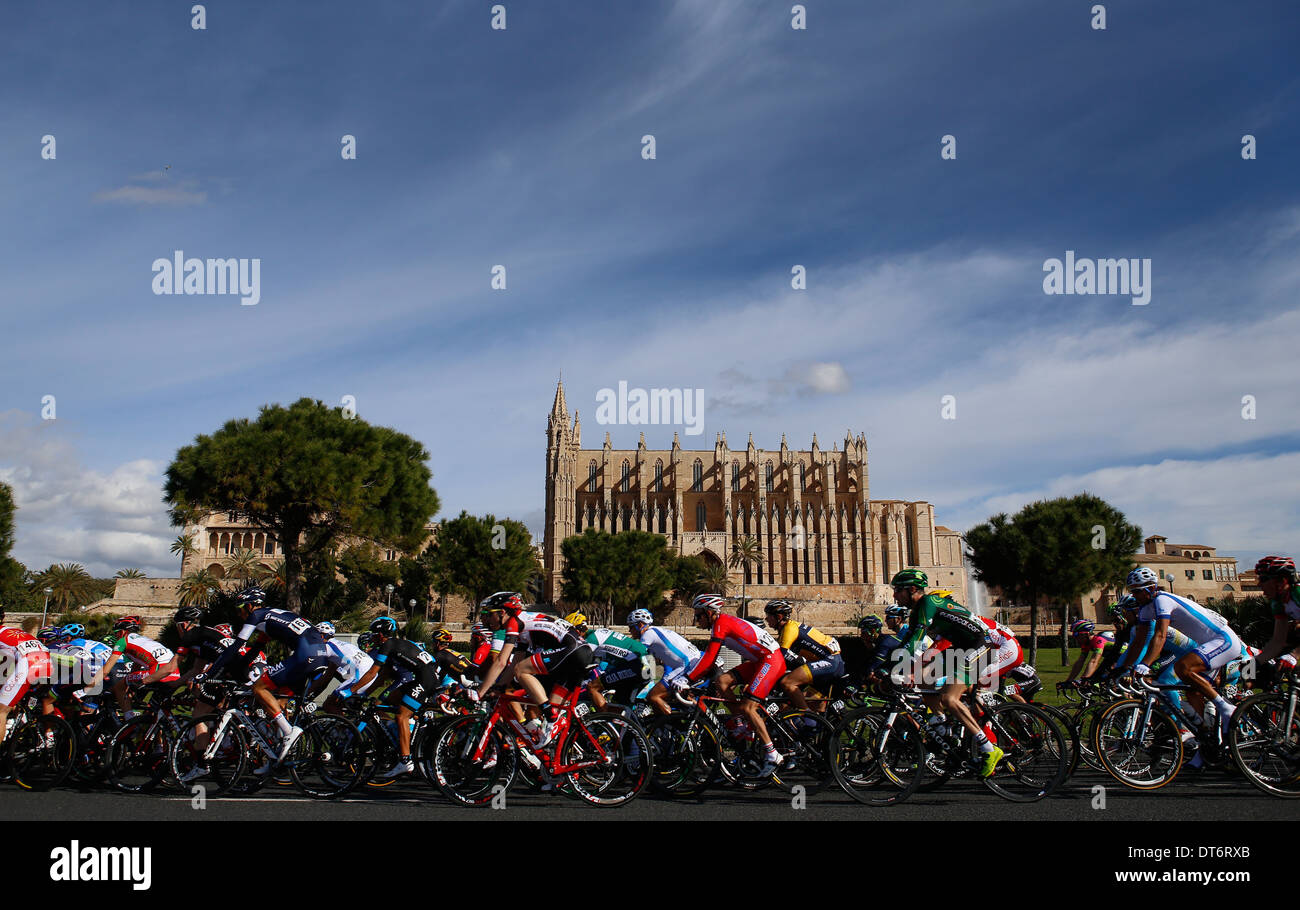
550, 378, 569, 422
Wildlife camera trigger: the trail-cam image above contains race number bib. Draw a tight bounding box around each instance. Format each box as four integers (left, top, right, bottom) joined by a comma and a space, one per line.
285, 618, 311, 636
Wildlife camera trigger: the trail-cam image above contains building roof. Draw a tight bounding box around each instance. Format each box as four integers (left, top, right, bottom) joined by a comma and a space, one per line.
935, 525, 955, 534
1137, 554, 1232, 563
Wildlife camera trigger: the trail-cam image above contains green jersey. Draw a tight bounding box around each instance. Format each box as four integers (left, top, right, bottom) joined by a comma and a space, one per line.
584, 628, 647, 664
900, 593, 987, 655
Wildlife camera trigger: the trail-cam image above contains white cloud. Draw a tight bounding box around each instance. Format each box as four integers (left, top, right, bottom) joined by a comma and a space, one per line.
0, 414, 175, 578
92, 184, 206, 206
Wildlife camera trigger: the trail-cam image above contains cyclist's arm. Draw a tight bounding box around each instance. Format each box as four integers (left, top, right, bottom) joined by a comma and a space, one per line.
1064, 649, 1089, 682
1143, 618, 1170, 667
686, 635, 724, 684
477, 640, 515, 693
1257, 615, 1297, 664
900, 599, 938, 656
1113, 622, 1151, 673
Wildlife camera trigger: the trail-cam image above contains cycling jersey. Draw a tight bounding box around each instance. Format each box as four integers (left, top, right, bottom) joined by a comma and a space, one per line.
1136, 593, 1242, 673
864, 631, 906, 677
978, 616, 1023, 687
500, 611, 583, 653
328, 638, 375, 687
775, 620, 841, 664
687, 613, 785, 699
1272, 593, 1300, 623
900, 594, 988, 655
0, 626, 53, 708
52, 638, 111, 688
177, 626, 238, 667
584, 628, 649, 665
471, 639, 492, 668
212, 608, 337, 691
111, 632, 178, 683
432, 646, 474, 682
638, 625, 702, 689
374, 637, 440, 710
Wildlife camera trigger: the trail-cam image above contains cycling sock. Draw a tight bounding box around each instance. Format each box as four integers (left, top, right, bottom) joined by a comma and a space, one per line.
763, 741, 778, 757
272, 711, 292, 736
974, 732, 994, 754
1213, 697, 1233, 716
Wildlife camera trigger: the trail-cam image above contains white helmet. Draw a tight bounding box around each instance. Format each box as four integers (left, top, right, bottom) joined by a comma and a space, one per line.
1126, 567, 1159, 589
315, 620, 336, 639
628, 609, 654, 628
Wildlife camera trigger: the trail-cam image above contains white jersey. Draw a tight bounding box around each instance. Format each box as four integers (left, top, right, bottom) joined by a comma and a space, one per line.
1137, 592, 1236, 647
638, 626, 701, 673
328, 639, 374, 684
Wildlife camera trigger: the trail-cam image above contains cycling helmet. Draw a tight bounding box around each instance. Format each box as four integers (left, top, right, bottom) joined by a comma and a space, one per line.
1126, 567, 1160, 589
1070, 619, 1095, 637
36, 626, 65, 646
214, 623, 234, 638
315, 621, 336, 639
764, 599, 794, 617
369, 616, 399, 637
858, 615, 883, 634
479, 591, 523, 615
114, 615, 143, 634
470, 622, 487, 639
61, 623, 86, 640
1256, 555, 1297, 582
627, 608, 654, 628
357, 631, 374, 650
175, 605, 205, 625
237, 585, 267, 607
1117, 594, 1139, 613
884, 605, 908, 620
890, 568, 928, 589
563, 612, 588, 629
691, 593, 725, 614
1105, 602, 1125, 623
431, 628, 453, 646
101, 633, 118, 646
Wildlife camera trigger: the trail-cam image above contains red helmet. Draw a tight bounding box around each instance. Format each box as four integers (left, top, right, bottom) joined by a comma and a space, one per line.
1255, 556, 1296, 582
114, 615, 143, 634
692, 594, 725, 615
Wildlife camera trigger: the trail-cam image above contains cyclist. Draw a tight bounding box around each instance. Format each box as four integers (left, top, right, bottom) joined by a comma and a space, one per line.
892, 569, 1003, 778
1253, 556, 1300, 681
0, 605, 54, 749
53, 623, 115, 704
340, 616, 442, 778
1064, 619, 1114, 685
1121, 566, 1242, 739
627, 608, 702, 715
974, 612, 1023, 695
88, 616, 180, 718
763, 600, 843, 712
429, 628, 477, 688
315, 621, 377, 704
678, 593, 786, 774
477, 592, 596, 746
468, 622, 492, 671
198, 586, 340, 762
565, 612, 651, 711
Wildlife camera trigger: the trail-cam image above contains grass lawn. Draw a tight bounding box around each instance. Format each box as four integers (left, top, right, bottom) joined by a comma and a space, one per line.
1027, 646, 1080, 706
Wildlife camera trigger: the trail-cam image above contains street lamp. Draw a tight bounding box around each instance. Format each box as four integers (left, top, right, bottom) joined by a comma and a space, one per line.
41, 587, 53, 626
1164, 572, 1175, 595
408, 598, 416, 621
385, 584, 395, 616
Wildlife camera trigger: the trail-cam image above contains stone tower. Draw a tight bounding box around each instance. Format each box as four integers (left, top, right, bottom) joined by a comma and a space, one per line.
544, 379, 579, 602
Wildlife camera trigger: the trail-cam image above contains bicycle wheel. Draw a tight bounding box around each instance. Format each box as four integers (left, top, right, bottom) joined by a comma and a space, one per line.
981, 703, 1069, 801
1093, 699, 1183, 790
1031, 703, 1080, 780
9, 715, 76, 791
106, 717, 174, 793
770, 711, 834, 796
829, 708, 924, 806
561, 712, 653, 806
1228, 692, 1300, 798
171, 714, 247, 796
288, 715, 366, 798
1072, 701, 1112, 772
431, 715, 517, 807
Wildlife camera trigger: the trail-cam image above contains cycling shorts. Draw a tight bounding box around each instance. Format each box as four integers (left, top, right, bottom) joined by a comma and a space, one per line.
266, 643, 342, 693
918, 639, 989, 688
978, 636, 1024, 687
129, 667, 181, 687
733, 650, 787, 700
1192, 631, 1243, 676
1003, 664, 1041, 700
390, 674, 438, 711
0, 654, 44, 707
529, 644, 597, 689
803, 654, 845, 685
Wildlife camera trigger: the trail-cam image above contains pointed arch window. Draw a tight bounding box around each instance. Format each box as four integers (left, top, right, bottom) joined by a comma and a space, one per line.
765, 463, 773, 492
731, 462, 740, 492
654, 460, 664, 492
696, 503, 707, 532
692, 459, 703, 492
799, 463, 806, 492
588, 461, 598, 492
620, 460, 630, 493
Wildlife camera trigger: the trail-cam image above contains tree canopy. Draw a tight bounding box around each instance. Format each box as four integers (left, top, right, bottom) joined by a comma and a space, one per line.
560, 529, 676, 623
423, 512, 538, 610
164, 398, 440, 612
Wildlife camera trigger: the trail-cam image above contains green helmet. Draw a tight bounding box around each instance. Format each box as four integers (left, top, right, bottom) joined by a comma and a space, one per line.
1106, 602, 1125, 623
890, 568, 928, 589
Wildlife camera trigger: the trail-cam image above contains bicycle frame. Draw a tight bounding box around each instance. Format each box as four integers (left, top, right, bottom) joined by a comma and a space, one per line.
468, 687, 611, 775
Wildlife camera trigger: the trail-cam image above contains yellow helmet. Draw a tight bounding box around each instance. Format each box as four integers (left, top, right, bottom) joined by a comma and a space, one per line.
930, 589, 955, 599
564, 612, 588, 628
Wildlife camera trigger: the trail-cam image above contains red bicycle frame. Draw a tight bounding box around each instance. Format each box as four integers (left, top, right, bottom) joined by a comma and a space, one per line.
470, 685, 613, 775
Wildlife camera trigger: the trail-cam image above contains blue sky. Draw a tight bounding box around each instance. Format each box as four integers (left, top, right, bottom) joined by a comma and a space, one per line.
2, 0, 1298, 577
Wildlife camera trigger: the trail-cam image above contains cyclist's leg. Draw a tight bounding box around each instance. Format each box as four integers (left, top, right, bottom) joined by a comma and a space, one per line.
779, 663, 814, 711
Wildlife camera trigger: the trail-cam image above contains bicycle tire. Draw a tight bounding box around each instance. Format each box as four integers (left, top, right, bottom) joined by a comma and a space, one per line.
431, 715, 517, 807
9, 714, 76, 791
1228, 692, 1300, 798
829, 707, 924, 806
170, 713, 248, 796
981, 702, 1069, 802
1093, 698, 1183, 790
561, 712, 653, 806
106, 717, 174, 793
288, 715, 366, 798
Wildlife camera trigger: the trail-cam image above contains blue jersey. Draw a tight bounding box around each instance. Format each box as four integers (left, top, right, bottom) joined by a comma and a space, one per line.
1137, 593, 1232, 647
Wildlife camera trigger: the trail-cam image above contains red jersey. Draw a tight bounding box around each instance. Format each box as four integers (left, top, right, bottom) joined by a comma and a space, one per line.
0, 626, 53, 679
688, 614, 780, 682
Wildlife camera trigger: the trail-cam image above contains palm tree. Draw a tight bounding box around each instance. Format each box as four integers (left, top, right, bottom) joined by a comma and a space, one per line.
170, 533, 198, 572
115, 568, 146, 579
178, 569, 222, 607
728, 536, 764, 619
226, 548, 265, 583
263, 559, 286, 592
698, 562, 730, 598
33, 563, 96, 612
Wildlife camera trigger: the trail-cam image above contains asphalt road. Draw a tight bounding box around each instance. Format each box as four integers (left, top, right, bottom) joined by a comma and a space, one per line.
2, 769, 1292, 822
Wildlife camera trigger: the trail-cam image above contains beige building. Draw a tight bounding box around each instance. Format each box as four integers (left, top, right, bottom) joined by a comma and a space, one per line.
542, 381, 968, 612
